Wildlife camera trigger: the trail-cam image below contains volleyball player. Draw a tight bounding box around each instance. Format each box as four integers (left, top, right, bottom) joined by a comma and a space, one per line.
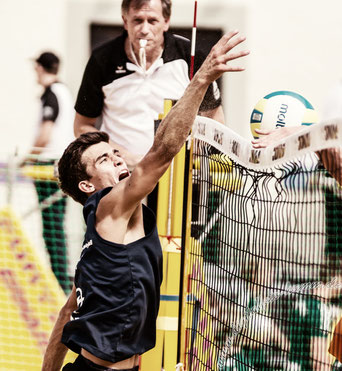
41, 30, 249, 371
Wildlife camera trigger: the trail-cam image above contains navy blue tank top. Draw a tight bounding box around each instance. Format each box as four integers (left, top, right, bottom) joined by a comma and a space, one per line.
62, 187, 163, 362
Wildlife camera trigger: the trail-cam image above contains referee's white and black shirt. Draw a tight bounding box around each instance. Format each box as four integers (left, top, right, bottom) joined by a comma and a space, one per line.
39, 82, 75, 159
75, 31, 222, 156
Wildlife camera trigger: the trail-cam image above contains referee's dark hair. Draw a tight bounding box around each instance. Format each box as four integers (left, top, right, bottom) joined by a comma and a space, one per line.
58, 132, 110, 205
121, 0, 172, 20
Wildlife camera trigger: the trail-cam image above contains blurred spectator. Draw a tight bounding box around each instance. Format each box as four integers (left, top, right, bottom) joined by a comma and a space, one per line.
25, 51, 74, 293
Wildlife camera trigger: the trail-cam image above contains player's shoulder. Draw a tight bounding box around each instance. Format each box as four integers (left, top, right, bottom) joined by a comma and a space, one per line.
50, 82, 72, 97
90, 33, 126, 63
163, 32, 206, 64
171, 33, 191, 45
41, 85, 58, 104
163, 32, 191, 62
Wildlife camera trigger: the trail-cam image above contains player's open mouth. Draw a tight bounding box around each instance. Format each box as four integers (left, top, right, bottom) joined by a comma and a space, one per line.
119, 170, 130, 181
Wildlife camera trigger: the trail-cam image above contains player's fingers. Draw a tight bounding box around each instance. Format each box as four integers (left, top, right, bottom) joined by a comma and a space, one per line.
225, 66, 246, 72
223, 50, 250, 63
221, 35, 247, 55
251, 131, 273, 148
209, 32, 246, 60
251, 141, 268, 149
211, 30, 242, 56
255, 129, 272, 135
216, 30, 240, 49
228, 35, 247, 51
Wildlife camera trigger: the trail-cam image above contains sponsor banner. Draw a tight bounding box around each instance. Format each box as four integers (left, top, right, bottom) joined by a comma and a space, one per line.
192, 116, 342, 170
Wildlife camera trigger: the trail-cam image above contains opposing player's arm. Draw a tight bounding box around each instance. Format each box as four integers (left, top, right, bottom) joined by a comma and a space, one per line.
116, 31, 249, 212
252, 127, 342, 185
317, 147, 342, 185
74, 113, 143, 169
251, 126, 305, 148
329, 316, 342, 362
42, 285, 77, 371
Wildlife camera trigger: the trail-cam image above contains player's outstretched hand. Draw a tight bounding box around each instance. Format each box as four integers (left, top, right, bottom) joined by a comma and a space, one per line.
251, 126, 305, 149
197, 30, 249, 84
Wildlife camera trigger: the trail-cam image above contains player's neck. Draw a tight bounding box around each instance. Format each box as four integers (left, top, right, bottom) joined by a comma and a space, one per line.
125, 38, 163, 70
40, 74, 58, 88
145, 46, 163, 68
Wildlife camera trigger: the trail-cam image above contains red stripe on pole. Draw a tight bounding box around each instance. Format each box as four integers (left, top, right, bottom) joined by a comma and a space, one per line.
190, 55, 195, 80
193, 0, 197, 28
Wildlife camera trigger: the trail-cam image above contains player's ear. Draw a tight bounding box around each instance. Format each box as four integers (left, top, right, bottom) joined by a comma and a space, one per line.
79, 180, 95, 194
163, 18, 170, 32
122, 14, 128, 30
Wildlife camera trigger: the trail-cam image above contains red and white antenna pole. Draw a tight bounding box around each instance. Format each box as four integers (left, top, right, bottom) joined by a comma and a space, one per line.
190, 0, 198, 80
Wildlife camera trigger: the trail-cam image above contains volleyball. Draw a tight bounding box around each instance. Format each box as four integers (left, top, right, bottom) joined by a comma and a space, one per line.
250, 90, 318, 138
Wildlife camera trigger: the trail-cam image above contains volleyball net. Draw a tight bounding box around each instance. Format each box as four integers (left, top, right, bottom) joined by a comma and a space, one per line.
0, 154, 80, 370
181, 117, 342, 370
1, 117, 342, 370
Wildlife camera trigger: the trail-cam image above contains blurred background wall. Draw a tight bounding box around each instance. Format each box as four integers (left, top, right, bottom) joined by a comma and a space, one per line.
1, 0, 342, 154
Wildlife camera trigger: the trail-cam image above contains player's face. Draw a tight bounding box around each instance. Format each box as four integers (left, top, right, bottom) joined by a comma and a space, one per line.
123, 0, 170, 57
81, 142, 130, 191
34, 63, 44, 85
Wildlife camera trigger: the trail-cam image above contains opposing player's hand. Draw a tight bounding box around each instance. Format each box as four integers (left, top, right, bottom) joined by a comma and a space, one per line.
251, 126, 305, 149
197, 30, 249, 84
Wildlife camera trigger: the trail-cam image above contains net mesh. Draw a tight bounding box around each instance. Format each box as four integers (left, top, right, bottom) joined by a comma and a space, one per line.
0, 154, 80, 370
183, 117, 342, 370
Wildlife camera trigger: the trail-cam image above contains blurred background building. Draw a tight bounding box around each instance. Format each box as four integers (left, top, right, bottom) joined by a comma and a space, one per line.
1, 0, 342, 154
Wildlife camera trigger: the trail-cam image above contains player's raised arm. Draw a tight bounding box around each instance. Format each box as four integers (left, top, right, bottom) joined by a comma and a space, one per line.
120, 31, 249, 210
317, 147, 342, 186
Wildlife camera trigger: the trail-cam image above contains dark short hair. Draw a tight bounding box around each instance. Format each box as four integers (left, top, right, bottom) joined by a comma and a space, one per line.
35, 52, 60, 74
58, 132, 110, 205
121, 0, 172, 20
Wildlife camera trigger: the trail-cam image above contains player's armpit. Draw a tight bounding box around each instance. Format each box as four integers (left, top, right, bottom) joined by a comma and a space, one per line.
120, 150, 171, 213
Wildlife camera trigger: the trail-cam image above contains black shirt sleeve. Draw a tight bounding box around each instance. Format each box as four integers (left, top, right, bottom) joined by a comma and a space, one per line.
74, 54, 105, 118
41, 87, 59, 122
